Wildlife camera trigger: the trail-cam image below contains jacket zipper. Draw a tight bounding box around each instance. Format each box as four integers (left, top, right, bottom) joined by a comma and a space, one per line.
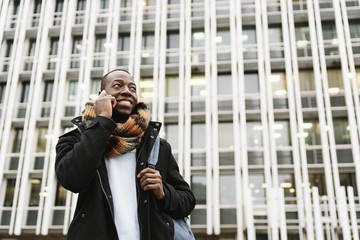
136, 145, 145, 238
97, 170, 115, 220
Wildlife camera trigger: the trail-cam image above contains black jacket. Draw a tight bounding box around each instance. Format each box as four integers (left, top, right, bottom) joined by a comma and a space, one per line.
55, 116, 196, 240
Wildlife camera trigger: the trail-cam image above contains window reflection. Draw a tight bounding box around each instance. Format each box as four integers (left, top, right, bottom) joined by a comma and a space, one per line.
333, 118, 350, 145
249, 174, 266, 204
274, 121, 291, 147
12, 128, 23, 153
247, 121, 263, 147
139, 77, 153, 99
191, 75, 206, 97
36, 128, 48, 152
89, 78, 101, 100
165, 76, 179, 97
218, 122, 233, 149
191, 123, 206, 149
278, 174, 296, 199
308, 174, 327, 196
54, 183, 67, 206
192, 29, 205, 48
3, 179, 16, 207
164, 124, 178, 149
220, 175, 236, 205
244, 73, 259, 94
191, 175, 206, 204
217, 74, 232, 95
303, 120, 321, 145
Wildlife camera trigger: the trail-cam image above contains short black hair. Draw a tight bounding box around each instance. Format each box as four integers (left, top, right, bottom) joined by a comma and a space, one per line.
100, 69, 133, 90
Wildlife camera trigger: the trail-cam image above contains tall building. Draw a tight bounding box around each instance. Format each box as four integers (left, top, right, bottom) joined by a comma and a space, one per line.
0, 0, 360, 239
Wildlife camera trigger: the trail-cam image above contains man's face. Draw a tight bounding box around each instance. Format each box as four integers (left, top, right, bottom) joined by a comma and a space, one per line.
102, 71, 138, 118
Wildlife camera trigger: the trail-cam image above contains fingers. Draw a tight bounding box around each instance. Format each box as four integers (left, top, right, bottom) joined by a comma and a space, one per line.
99, 90, 107, 97
137, 168, 165, 199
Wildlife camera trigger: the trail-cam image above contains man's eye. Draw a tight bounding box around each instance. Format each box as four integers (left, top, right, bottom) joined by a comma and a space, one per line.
114, 84, 121, 87
130, 87, 136, 92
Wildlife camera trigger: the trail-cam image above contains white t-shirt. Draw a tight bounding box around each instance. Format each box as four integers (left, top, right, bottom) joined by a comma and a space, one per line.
105, 150, 140, 240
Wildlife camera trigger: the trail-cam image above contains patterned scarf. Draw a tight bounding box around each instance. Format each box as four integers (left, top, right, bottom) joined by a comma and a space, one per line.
82, 101, 150, 158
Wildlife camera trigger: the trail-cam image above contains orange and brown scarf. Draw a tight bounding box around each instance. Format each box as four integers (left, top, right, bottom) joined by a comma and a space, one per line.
82, 102, 150, 158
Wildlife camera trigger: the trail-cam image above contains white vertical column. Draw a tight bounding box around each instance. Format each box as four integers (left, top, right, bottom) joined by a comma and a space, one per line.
103, 0, 114, 73
209, 0, 220, 235
151, 0, 161, 120
333, 0, 360, 200
177, 0, 185, 175
260, 0, 278, 191
306, 0, 337, 231
312, 187, 324, 240
255, 0, 274, 238
133, 0, 143, 85
229, 0, 243, 239
278, 188, 287, 240
313, 0, 340, 191
336, 0, 360, 198
203, 0, 213, 235
157, 0, 167, 125
347, 187, 359, 240
280, 1, 306, 238
128, 0, 137, 74
0, 0, 10, 62
42, 0, 76, 235
6, 0, 31, 235
109, 0, 120, 70
340, 0, 360, 142
337, 187, 351, 240
287, 0, 313, 237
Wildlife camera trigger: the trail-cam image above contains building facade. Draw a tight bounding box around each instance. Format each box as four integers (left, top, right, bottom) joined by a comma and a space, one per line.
0, 0, 360, 239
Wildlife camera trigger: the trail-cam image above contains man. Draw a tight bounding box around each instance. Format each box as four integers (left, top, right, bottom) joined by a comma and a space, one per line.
55, 69, 196, 240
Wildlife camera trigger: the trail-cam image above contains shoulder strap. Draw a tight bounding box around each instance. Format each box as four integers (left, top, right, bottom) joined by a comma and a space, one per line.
147, 135, 160, 166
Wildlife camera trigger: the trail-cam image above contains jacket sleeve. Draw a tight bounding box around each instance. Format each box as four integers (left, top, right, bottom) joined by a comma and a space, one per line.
159, 140, 196, 219
55, 116, 116, 193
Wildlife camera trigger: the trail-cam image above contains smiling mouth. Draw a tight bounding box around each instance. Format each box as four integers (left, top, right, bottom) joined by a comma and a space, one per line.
117, 99, 132, 106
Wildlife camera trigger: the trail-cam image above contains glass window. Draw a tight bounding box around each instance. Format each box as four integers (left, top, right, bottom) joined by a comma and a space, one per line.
27, 39, 36, 56
12, 0, 20, 15
54, 183, 67, 206
271, 72, 287, 96
67, 80, 78, 101
303, 120, 321, 146
191, 75, 206, 97
349, 20, 360, 39
340, 173, 357, 196
243, 26, 256, 44
274, 121, 291, 147
143, 0, 156, 6
191, 123, 206, 149
295, 25, 310, 41
55, 0, 64, 12
164, 124, 178, 149
216, 28, 230, 46
327, 69, 344, 89
5, 40, 14, 58
165, 76, 179, 97
220, 175, 236, 205
72, 36, 82, 54
12, 128, 23, 153
333, 118, 350, 145
100, 0, 109, 9
167, 31, 179, 49
49, 38, 59, 55
36, 128, 48, 152
249, 174, 265, 204
268, 26, 283, 43
299, 70, 315, 91
218, 122, 233, 149
322, 21, 336, 40
77, 0, 86, 10
142, 32, 155, 50
192, 29, 205, 48
118, 33, 130, 51
139, 77, 153, 99
244, 73, 259, 94
308, 174, 327, 196
90, 78, 101, 100
3, 179, 16, 207
191, 175, 206, 204
94, 35, 106, 52
247, 121, 263, 147
121, 0, 132, 7
0, 82, 6, 103
19, 81, 30, 103
279, 174, 296, 198
217, 74, 232, 95
29, 179, 41, 206
43, 81, 53, 102
191, 152, 205, 166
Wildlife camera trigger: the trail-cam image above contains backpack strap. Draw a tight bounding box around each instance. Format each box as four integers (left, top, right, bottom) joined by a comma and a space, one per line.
147, 135, 160, 167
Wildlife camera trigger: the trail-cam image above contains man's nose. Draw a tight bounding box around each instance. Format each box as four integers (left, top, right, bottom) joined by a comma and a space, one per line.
120, 86, 131, 96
